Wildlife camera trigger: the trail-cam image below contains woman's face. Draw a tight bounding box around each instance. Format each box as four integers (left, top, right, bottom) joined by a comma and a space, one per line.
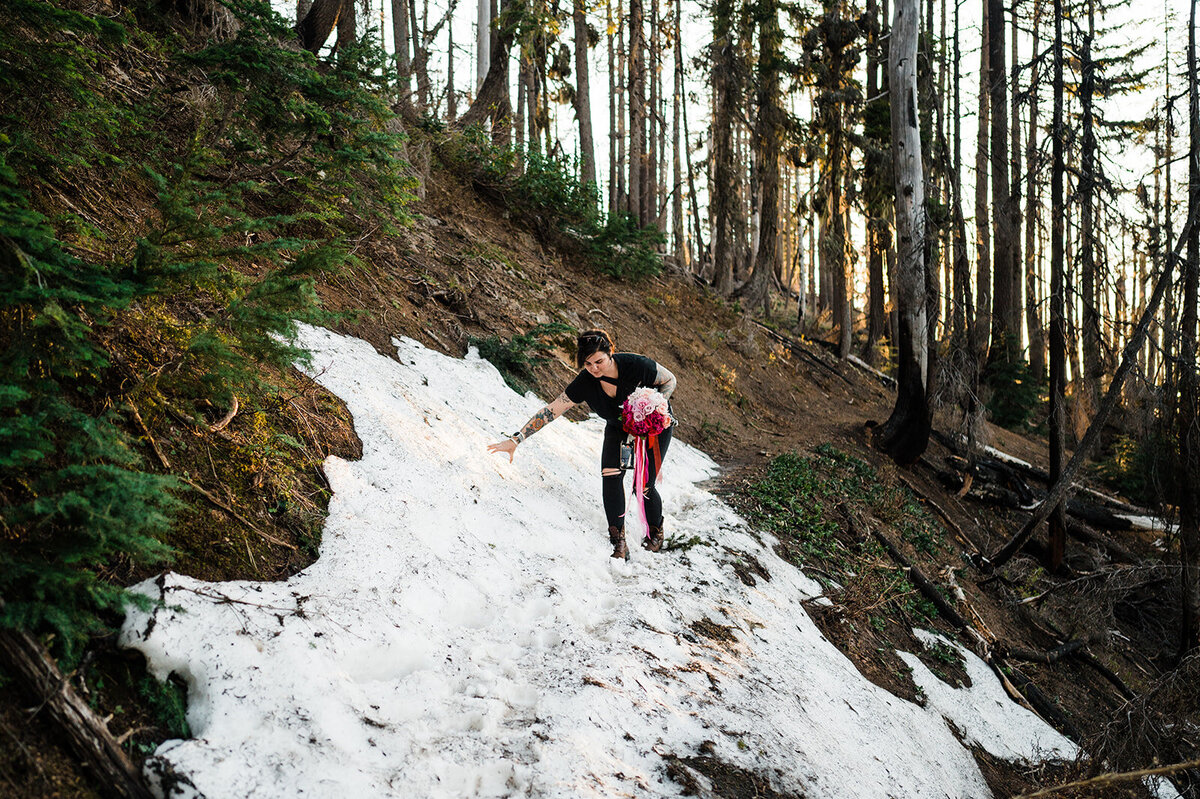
583, 350, 612, 377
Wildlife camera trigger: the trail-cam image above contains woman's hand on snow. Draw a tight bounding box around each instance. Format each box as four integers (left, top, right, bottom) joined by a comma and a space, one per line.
487, 438, 517, 462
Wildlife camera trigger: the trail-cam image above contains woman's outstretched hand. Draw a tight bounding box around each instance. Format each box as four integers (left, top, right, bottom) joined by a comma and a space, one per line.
487, 438, 517, 462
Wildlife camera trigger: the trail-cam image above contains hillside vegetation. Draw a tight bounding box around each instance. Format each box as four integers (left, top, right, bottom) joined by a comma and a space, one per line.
1, 3, 1195, 797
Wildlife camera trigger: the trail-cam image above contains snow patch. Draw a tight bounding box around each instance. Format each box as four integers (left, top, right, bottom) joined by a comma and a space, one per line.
899, 630, 1078, 764
121, 325, 1075, 798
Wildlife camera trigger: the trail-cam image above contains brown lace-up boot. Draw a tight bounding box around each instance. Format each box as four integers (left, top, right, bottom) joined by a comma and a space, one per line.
643, 525, 665, 553
608, 526, 628, 560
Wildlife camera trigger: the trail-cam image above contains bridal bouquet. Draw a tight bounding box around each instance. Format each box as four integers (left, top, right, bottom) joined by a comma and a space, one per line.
621, 387, 672, 437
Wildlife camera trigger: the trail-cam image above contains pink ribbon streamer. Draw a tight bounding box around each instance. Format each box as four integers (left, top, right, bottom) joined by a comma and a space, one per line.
632, 437, 649, 540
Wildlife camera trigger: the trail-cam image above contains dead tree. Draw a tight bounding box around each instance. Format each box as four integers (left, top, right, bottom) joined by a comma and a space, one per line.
875, 0, 931, 465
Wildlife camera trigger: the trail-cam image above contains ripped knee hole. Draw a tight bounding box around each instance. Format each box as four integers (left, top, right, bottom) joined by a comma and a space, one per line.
601, 468, 623, 477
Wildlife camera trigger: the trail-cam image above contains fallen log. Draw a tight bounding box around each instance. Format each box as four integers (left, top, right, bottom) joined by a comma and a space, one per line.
0, 625, 153, 799
952, 477, 1139, 562
931, 430, 1155, 518
842, 512, 986, 652
1002, 662, 1083, 741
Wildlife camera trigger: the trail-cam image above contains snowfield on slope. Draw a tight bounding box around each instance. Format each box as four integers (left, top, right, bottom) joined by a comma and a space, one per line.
120, 325, 1076, 798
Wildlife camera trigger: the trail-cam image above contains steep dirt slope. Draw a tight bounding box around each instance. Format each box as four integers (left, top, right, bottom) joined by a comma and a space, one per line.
4, 152, 1177, 797
309, 162, 1176, 796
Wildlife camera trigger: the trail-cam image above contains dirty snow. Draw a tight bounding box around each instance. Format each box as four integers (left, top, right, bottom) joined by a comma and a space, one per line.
121, 325, 1077, 798
899, 630, 1075, 763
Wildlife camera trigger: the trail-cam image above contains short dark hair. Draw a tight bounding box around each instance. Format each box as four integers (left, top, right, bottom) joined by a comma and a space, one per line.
576, 329, 615, 367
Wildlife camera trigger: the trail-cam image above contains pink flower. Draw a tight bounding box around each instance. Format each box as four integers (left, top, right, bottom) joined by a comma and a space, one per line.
621, 388, 672, 437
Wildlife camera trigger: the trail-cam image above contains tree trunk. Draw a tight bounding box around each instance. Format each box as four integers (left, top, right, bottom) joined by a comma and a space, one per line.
1179, 0, 1200, 659
414, 0, 429, 108
974, 4, 992, 359
0, 626, 154, 799
1009, 0, 1023, 363
335, 0, 356, 53
1026, 0, 1045, 379
297, 0, 313, 27
448, 17, 456, 121
711, 0, 736, 294
390, 0, 412, 110
616, 0, 627, 206
1047, 0, 1068, 569
573, 0, 596, 190
672, 0, 686, 266
457, 0, 517, 130
988, 0, 1016, 362
682, 30, 706, 275
476, 0, 490, 91
740, 0, 782, 314
877, 0, 930, 465
608, 0, 617, 211
298, 0, 348, 53
865, 0, 887, 364
1079, 0, 1101, 419
647, 0, 659, 228
628, 0, 645, 223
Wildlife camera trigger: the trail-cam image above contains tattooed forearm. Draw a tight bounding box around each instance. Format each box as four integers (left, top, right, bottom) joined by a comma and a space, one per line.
555, 391, 571, 404
514, 407, 556, 442
654, 364, 677, 399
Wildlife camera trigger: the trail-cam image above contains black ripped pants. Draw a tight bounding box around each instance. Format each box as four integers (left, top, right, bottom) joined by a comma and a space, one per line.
600, 422, 673, 530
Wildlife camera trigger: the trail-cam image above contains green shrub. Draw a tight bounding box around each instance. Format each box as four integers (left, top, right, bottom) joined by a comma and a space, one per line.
585, 212, 666, 281
470, 323, 575, 395
441, 131, 662, 281
983, 344, 1044, 431
0, 152, 178, 660
1094, 432, 1174, 508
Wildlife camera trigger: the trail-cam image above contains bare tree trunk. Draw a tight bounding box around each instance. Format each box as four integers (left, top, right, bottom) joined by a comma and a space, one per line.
608, 0, 617, 211
298, 0, 349, 53
834, 128, 852, 359
457, 1, 516, 130
877, 0, 930, 465
617, 0, 627, 206
415, 0, 430, 108
988, 0, 1016, 361
0, 625, 154, 799
681, 24, 706, 275
672, 0, 686, 266
740, 0, 782, 314
1179, 0, 1200, 658
629, 0, 645, 223
647, 0, 659, 227
974, 4, 992, 359
515, 51, 526, 150
1079, 0, 1101, 418
1050, 0, 1073, 569
448, 16, 457, 121
476, 0, 489, 90
335, 0, 356, 52
573, 0, 596, 190
391, 0, 413, 111
1009, 0, 1023, 362
297, 0, 313, 27
712, 0, 735, 294
865, 0, 888, 364
1026, 0, 1045, 378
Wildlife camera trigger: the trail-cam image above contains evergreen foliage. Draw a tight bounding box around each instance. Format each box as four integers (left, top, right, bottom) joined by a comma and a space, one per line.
442, 129, 663, 281
982, 339, 1044, 431
0, 0, 414, 657
470, 323, 575, 395
0, 150, 178, 659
